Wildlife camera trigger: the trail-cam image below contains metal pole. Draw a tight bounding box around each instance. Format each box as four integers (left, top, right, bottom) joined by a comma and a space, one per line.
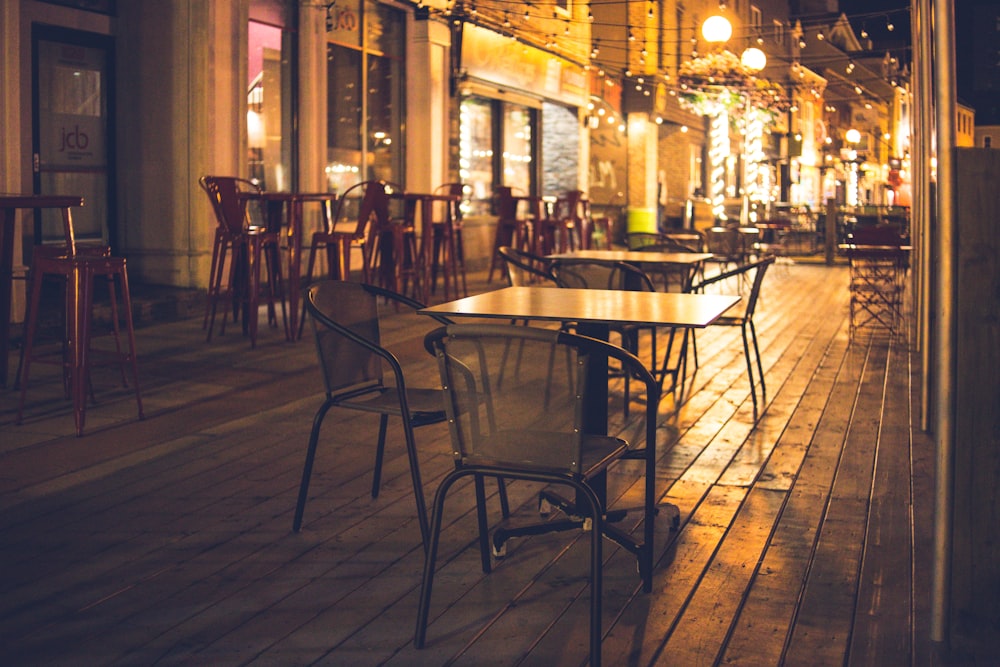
915, 0, 933, 430
930, 0, 956, 645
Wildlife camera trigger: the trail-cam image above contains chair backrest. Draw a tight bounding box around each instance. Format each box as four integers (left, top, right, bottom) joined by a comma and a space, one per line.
493, 185, 517, 221
704, 226, 742, 260
433, 182, 467, 225
692, 256, 774, 320
425, 323, 656, 474
199, 175, 262, 236
550, 259, 655, 293
328, 180, 390, 240
552, 190, 588, 222
497, 246, 556, 286
305, 279, 450, 397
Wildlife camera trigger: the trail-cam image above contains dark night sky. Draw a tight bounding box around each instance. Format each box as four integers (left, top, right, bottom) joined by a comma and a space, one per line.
837, 0, 1000, 124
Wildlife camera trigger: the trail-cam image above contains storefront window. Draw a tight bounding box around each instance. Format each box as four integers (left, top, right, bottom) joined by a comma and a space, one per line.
502, 105, 533, 195
459, 95, 537, 216
248, 19, 292, 191
326, 0, 404, 193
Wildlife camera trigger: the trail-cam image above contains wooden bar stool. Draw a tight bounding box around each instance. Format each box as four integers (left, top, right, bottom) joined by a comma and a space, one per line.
16, 203, 143, 436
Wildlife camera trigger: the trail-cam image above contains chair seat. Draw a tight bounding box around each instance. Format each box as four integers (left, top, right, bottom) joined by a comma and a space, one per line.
463, 431, 627, 476
336, 386, 447, 426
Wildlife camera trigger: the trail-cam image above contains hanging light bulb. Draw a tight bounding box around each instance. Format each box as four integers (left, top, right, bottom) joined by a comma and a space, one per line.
860, 25, 869, 39
887, 17, 895, 31
846, 60, 856, 74
798, 37, 807, 49
817, 29, 825, 41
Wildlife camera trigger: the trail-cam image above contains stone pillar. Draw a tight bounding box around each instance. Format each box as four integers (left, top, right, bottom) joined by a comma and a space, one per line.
117, 0, 245, 288
406, 17, 451, 192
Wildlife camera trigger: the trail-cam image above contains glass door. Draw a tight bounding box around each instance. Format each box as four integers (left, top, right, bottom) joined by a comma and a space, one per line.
33, 27, 114, 248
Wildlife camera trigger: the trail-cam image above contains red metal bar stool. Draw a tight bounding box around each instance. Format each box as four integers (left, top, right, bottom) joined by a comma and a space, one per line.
199, 176, 286, 348
16, 202, 143, 436
429, 183, 467, 299
487, 186, 535, 283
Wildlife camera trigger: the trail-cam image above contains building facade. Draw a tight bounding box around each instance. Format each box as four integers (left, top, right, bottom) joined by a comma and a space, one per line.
0, 0, 911, 312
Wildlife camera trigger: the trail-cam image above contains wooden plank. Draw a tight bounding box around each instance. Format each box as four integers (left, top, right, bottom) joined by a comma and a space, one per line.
849, 340, 915, 663
782, 341, 889, 663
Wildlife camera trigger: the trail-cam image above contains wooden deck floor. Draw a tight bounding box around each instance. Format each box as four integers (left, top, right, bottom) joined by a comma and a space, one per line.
0, 262, 943, 665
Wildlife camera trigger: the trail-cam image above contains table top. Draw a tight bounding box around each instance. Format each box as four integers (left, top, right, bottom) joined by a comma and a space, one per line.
390, 191, 460, 202
238, 191, 337, 203
420, 286, 740, 328
840, 243, 912, 252
0, 194, 84, 209
548, 249, 713, 266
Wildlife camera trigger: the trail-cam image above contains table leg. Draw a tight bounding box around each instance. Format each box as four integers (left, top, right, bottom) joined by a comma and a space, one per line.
287, 199, 302, 341
0, 210, 15, 387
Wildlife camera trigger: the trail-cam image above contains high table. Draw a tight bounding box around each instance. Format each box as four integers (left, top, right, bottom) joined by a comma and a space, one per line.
390, 191, 462, 301
240, 191, 338, 342
420, 286, 739, 434
0, 194, 84, 386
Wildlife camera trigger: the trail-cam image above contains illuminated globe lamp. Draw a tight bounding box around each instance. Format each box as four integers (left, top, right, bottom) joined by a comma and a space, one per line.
701, 15, 732, 44
740, 46, 767, 73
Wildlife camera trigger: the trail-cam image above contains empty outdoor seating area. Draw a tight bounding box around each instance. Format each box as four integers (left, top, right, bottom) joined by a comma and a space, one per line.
2, 226, 956, 666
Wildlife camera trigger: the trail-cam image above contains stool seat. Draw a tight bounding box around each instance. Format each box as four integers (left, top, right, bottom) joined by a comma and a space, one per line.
17, 251, 143, 436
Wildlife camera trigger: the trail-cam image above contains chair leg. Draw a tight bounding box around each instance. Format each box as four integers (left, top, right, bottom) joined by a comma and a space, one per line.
741, 323, 758, 418
749, 319, 765, 406
401, 418, 430, 549
293, 400, 333, 532
72, 264, 91, 436
415, 470, 463, 649
115, 264, 145, 422
371, 413, 389, 499
473, 475, 493, 573
205, 237, 230, 342
16, 260, 47, 425
246, 237, 263, 348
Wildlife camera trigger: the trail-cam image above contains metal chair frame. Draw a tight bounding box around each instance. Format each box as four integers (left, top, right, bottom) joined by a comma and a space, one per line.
415, 323, 661, 667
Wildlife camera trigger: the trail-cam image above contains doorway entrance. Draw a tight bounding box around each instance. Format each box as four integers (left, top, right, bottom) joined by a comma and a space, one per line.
32, 26, 115, 250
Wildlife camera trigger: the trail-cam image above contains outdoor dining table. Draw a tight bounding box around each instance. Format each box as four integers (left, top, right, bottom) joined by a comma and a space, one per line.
0, 194, 84, 386
239, 190, 338, 342
547, 248, 713, 281
420, 285, 739, 545
420, 285, 740, 435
